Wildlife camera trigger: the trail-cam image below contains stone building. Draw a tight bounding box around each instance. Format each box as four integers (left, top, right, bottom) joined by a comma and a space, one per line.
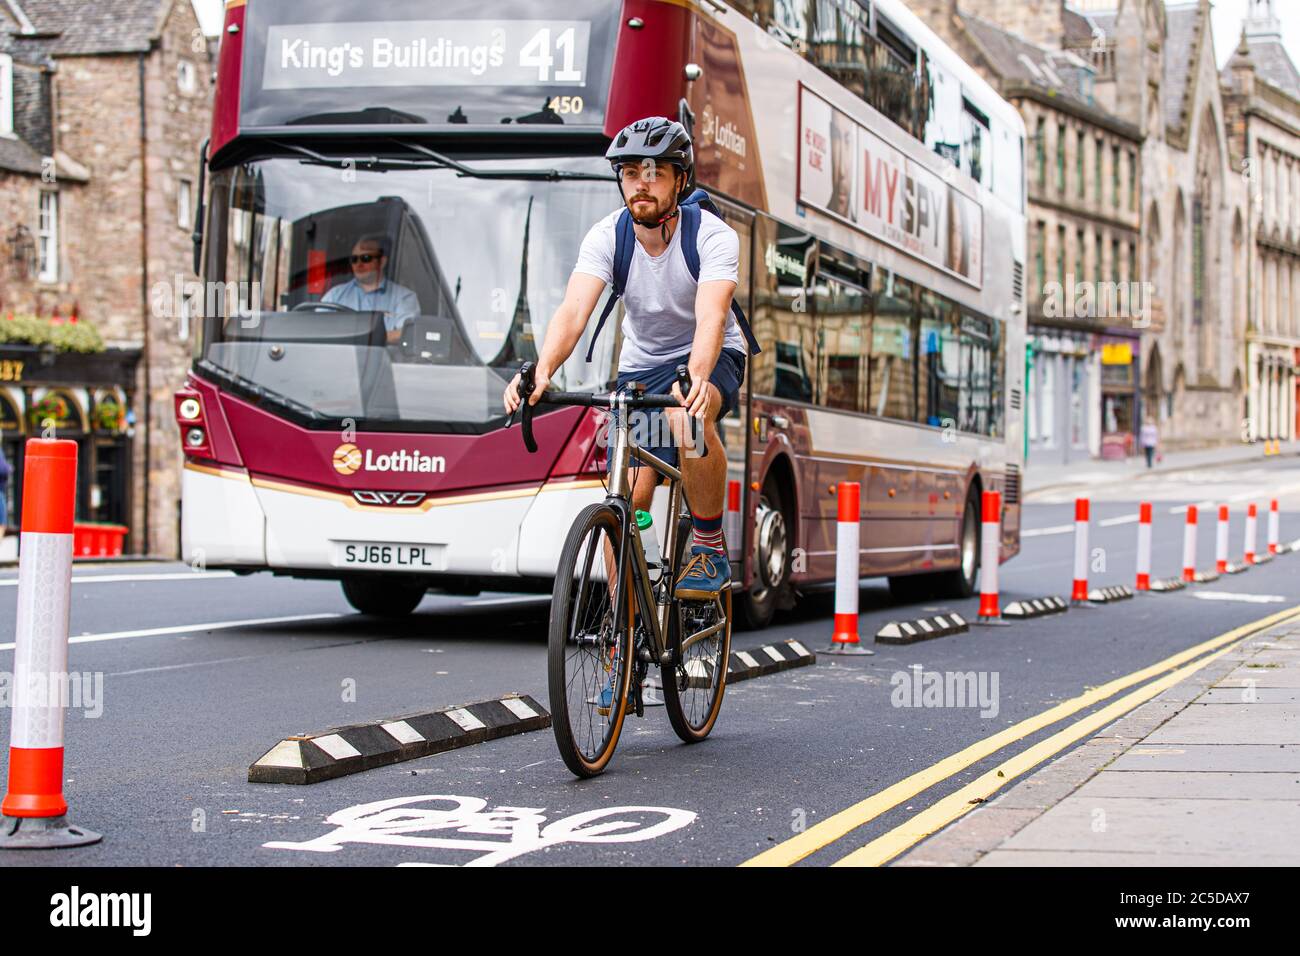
0, 0, 212, 555
916, 0, 1146, 464
1222, 0, 1300, 446
917, 0, 1251, 455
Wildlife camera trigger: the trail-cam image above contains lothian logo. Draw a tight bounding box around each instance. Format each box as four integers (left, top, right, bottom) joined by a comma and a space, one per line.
332, 443, 446, 476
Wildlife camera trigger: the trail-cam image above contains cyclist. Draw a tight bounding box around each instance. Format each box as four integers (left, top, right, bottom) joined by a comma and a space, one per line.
503, 116, 747, 601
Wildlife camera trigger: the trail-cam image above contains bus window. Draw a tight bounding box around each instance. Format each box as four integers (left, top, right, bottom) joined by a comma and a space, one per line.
868, 269, 915, 421
962, 99, 991, 189
918, 290, 960, 428
813, 253, 871, 414
752, 216, 817, 404
959, 312, 1002, 437
922, 53, 962, 168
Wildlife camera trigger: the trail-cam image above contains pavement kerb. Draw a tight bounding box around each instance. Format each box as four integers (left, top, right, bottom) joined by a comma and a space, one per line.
1024, 448, 1299, 500
891, 610, 1300, 867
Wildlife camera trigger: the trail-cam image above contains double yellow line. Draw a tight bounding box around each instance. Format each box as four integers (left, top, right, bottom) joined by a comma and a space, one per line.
742, 604, 1300, 868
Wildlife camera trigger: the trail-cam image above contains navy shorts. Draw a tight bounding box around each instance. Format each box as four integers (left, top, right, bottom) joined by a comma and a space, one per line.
605, 348, 746, 473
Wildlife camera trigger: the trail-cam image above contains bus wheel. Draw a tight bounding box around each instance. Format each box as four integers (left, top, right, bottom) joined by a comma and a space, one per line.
341, 576, 428, 617
735, 482, 790, 630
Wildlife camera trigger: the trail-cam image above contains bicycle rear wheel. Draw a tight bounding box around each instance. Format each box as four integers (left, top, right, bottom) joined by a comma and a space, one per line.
662, 525, 732, 743
548, 503, 635, 777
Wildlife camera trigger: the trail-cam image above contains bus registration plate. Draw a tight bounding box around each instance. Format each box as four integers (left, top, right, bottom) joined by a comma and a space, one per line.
334, 542, 445, 570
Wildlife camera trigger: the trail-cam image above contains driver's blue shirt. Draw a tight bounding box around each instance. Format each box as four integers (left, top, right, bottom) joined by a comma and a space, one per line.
322, 277, 420, 333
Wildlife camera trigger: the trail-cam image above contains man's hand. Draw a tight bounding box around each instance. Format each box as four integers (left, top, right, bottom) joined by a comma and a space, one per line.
503, 365, 552, 415
670, 365, 716, 420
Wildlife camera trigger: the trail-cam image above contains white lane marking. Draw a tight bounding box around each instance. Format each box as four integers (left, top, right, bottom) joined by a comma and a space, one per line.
1191, 591, 1287, 604
1167, 501, 1215, 515
0, 571, 237, 587
1099, 514, 1139, 527
446, 708, 487, 732
381, 721, 425, 745
0, 613, 342, 652
107, 653, 267, 677
1022, 524, 1073, 537
499, 697, 538, 720
312, 734, 362, 760
464, 596, 548, 606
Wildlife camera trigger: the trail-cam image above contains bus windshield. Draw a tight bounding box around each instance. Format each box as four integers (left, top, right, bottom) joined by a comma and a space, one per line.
199, 154, 620, 430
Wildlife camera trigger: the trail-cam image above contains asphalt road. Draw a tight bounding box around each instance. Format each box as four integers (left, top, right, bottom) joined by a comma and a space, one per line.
1, 456, 1298, 867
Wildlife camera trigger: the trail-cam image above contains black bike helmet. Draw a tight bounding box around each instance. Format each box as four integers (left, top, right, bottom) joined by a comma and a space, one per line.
606, 116, 696, 202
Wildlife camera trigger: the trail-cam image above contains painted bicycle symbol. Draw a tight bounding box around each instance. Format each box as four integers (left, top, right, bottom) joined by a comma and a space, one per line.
263, 795, 697, 867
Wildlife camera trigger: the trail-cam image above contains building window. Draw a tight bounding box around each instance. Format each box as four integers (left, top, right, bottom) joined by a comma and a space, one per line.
37, 191, 58, 283
1112, 145, 1120, 208
1129, 242, 1137, 282
177, 59, 197, 94
1036, 117, 1046, 189
1128, 150, 1137, 211
1076, 228, 1085, 283
1057, 224, 1066, 288
1095, 137, 1103, 203
1056, 122, 1066, 193
1095, 233, 1104, 285
0, 54, 12, 137
1077, 131, 1086, 199
178, 179, 193, 230
1112, 238, 1121, 284
1035, 220, 1046, 300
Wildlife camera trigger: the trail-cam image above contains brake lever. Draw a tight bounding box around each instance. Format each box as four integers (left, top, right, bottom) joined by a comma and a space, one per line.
674, 364, 708, 460
516, 362, 539, 454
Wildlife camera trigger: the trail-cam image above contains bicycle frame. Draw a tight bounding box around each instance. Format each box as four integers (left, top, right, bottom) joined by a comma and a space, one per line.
605, 390, 692, 667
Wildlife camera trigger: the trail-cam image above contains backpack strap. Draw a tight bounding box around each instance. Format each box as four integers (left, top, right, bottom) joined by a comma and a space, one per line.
679, 191, 762, 357
583, 209, 635, 362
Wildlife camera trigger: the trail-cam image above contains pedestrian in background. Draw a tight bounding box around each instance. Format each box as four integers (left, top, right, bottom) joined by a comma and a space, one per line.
1139, 417, 1159, 469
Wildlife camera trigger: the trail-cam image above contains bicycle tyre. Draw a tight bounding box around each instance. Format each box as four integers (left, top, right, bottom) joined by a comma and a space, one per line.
548, 502, 636, 777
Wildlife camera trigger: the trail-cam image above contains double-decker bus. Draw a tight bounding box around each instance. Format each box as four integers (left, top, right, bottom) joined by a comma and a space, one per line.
178, 0, 1025, 628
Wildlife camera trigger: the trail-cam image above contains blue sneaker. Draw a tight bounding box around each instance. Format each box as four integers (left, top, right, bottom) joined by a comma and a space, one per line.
674, 546, 731, 600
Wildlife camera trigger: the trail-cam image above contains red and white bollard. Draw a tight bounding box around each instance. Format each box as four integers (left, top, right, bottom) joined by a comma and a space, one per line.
1244, 503, 1258, 565
976, 490, 1008, 625
1135, 502, 1152, 592
1268, 499, 1280, 556
1181, 505, 1198, 583
1216, 505, 1230, 575
827, 482, 870, 655
1071, 498, 1090, 603
725, 479, 742, 562
0, 439, 100, 849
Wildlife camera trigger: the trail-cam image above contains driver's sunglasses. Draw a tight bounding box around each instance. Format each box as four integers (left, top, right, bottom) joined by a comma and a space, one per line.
350, 253, 381, 264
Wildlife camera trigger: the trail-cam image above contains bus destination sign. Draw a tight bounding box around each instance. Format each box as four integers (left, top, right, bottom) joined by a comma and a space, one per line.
264, 20, 593, 90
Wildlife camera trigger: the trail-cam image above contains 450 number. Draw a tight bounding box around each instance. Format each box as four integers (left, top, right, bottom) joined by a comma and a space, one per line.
547, 96, 584, 115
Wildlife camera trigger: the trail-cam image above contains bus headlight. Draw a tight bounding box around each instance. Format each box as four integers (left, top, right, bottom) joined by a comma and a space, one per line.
178, 398, 202, 421
185, 427, 207, 448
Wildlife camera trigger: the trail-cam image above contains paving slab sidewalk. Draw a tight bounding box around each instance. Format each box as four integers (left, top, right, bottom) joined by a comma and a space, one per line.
1024, 440, 1300, 496
893, 611, 1300, 867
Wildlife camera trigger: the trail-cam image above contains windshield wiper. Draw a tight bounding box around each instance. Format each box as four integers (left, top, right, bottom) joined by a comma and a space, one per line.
388, 140, 614, 182
270, 141, 450, 173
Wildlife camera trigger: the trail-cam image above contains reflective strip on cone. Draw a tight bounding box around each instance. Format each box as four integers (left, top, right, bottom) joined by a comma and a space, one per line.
1245, 504, 1258, 565
1268, 500, 1280, 555
1135, 502, 1152, 590
725, 480, 742, 562
1072, 497, 1090, 601
832, 482, 860, 645
978, 490, 1001, 619
1182, 505, 1198, 582
1216, 505, 1230, 574
3, 439, 77, 819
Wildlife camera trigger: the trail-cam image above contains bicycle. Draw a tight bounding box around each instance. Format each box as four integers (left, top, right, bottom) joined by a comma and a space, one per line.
512, 361, 732, 777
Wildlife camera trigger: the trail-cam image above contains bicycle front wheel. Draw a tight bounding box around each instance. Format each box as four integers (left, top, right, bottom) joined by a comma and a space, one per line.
548, 503, 636, 778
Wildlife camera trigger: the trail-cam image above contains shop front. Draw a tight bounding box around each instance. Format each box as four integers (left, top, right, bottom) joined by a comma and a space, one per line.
1099, 333, 1140, 460
0, 346, 140, 554
1027, 327, 1094, 466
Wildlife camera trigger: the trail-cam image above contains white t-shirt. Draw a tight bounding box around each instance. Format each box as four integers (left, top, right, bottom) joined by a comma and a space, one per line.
572, 206, 745, 371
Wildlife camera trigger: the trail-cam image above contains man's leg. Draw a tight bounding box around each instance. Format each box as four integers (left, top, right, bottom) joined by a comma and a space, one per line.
667, 384, 727, 555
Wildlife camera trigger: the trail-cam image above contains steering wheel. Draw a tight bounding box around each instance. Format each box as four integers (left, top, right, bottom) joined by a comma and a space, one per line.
291, 301, 352, 313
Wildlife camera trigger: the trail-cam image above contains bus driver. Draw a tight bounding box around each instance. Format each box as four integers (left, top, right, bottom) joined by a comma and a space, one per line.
323, 234, 420, 343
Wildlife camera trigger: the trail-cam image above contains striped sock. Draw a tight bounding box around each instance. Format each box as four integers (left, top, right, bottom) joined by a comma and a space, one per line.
691, 511, 726, 556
